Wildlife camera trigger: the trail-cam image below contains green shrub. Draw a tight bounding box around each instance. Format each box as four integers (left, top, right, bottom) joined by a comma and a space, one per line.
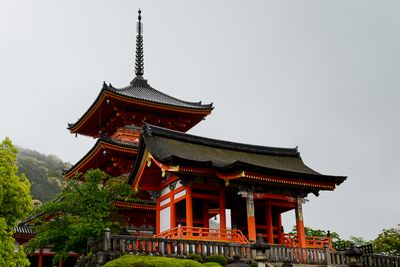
206, 255, 227, 266
103, 255, 205, 267
187, 253, 203, 263
203, 262, 222, 267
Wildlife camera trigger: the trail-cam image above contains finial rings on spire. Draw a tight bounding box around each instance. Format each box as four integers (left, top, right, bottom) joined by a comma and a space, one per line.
135, 8, 144, 78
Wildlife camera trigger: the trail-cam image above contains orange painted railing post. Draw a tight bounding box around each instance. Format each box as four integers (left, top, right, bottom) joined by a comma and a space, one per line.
177, 224, 183, 238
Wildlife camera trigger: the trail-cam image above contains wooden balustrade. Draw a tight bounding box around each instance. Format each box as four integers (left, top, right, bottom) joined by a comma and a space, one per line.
284, 234, 332, 249
88, 232, 400, 267
266, 245, 328, 264
327, 250, 400, 267
155, 226, 249, 244
89, 234, 252, 259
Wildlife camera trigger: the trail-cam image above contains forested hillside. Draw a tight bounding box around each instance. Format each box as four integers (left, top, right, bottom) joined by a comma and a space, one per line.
16, 147, 71, 202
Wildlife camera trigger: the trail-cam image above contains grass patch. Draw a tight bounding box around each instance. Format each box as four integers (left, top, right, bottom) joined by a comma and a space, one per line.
103, 255, 222, 267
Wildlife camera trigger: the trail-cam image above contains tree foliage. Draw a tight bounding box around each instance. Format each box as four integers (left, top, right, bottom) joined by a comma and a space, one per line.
17, 147, 68, 202
290, 226, 369, 250
0, 137, 32, 267
103, 255, 210, 267
28, 169, 133, 262
372, 225, 400, 256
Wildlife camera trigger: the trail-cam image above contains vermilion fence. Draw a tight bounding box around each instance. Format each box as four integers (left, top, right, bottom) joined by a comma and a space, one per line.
155, 225, 249, 244
284, 233, 332, 249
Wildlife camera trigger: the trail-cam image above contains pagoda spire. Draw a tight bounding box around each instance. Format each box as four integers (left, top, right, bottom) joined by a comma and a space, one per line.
135, 9, 144, 78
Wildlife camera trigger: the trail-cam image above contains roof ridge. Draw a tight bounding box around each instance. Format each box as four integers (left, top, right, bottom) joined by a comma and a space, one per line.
109, 78, 213, 109
142, 124, 300, 157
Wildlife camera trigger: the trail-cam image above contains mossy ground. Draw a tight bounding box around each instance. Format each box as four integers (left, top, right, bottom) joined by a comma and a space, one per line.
103, 255, 222, 267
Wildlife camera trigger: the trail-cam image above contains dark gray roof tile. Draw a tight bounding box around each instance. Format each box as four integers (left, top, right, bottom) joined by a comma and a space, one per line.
108, 78, 213, 110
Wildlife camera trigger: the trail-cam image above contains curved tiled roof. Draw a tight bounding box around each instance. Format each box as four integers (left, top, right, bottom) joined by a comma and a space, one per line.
64, 136, 138, 178
107, 78, 213, 110
68, 78, 213, 134
128, 124, 347, 185
14, 224, 35, 235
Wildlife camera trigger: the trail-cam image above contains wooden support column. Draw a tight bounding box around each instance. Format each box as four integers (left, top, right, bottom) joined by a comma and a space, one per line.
186, 184, 193, 228
245, 191, 256, 242
219, 186, 226, 231
156, 198, 161, 234
276, 211, 284, 244
170, 192, 176, 228
266, 201, 274, 244
38, 249, 43, 267
58, 258, 63, 267
295, 198, 306, 248
203, 202, 209, 228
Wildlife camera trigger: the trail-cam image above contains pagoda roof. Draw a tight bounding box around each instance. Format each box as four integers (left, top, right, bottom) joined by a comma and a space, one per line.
64, 135, 138, 179
111, 78, 213, 110
128, 124, 346, 187
68, 78, 213, 135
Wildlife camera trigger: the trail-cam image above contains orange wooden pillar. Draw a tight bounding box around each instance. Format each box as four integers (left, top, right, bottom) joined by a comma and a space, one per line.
203, 202, 209, 228
245, 191, 256, 242
219, 186, 226, 232
156, 197, 161, 234
186, 184, 193, 228
266, 201, 274, 244
38, 249, 43, 267
170, 191, 176, 228
295, 198, 306, 248
276, 211, 284, 244
58, 258, 63, 267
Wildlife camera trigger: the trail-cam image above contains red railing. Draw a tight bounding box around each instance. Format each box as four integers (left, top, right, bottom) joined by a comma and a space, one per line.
155, 226, 249, 244
155, 226, 330, 248
284, 234, 332, 249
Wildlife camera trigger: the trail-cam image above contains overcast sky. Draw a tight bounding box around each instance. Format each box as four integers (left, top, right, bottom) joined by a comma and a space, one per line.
1, 0, 399, 240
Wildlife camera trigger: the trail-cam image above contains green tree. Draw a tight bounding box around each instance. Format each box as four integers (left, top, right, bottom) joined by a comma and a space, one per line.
17, 147, 67, 202
372, 225, 400, 256
0, 137, 32, 267
289, 226, 369, 250
28, 169, 133, 262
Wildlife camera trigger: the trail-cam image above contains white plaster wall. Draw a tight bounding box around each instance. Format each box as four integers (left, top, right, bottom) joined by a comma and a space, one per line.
174, 189, 186, 200
160, 198, 170, 207
160, 206, 171, 232
161, 186, 170, 197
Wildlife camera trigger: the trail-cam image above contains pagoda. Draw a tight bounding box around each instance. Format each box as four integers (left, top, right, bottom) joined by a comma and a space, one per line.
66, 10, 346, 248
66, 9, 213, 179
65, 10, 213, 235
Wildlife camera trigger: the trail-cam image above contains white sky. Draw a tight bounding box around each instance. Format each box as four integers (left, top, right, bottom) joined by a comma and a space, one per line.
1, 0, 399, 240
